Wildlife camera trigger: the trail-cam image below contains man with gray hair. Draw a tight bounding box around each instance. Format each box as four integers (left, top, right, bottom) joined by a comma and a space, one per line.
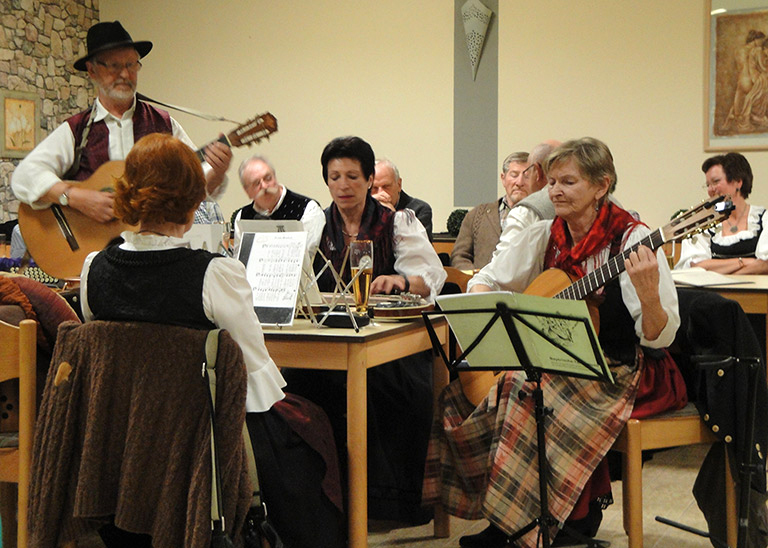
501, 140, 561, 233
450, 151, 535, 270
373, 158, 433, 240
232, 155, 325, 257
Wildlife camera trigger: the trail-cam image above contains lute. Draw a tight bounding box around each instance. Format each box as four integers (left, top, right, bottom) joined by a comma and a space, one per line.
458, 195, 734, 406
18, 112, 278, 279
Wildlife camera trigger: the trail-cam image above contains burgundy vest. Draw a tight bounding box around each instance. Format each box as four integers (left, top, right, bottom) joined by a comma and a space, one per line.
65, 100, 172, 181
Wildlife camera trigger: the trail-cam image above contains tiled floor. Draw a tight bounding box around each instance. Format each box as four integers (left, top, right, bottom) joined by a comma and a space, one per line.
370, 444, 718, 548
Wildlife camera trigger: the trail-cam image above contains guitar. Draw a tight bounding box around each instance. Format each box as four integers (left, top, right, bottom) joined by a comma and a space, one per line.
18, 113, 278, 279
458, 195, 734, 406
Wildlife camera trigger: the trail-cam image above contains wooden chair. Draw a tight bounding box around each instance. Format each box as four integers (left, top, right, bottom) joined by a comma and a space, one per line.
612, 403, 737, 548
443, 266, 472, 293
0, 319, 36, 548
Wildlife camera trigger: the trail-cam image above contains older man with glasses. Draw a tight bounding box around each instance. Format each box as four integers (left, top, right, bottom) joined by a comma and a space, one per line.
12, 20, 232, 228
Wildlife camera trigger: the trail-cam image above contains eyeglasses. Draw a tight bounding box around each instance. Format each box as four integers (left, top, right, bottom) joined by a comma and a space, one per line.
94, 60, 142, 75
701, 181, 720, 190
521, 164, 538, 179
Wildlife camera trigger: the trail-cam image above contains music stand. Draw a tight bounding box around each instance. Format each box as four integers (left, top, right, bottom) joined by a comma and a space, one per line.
423, 291, 612, 548
297, 248, 370, 331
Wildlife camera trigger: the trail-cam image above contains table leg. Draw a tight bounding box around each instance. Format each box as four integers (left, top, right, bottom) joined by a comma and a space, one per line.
347, 347, 368, 548
432, 337, 451, 538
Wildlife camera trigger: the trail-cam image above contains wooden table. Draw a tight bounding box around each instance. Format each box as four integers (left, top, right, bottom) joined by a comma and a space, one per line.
264, 317, 450, 548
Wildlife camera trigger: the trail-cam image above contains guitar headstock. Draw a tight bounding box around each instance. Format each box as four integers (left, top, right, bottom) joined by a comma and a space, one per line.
661, 195, 734, 243
227, 112, 278, 148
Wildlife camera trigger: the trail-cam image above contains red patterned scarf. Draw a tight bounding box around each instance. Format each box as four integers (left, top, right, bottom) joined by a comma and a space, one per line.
544, 201, 643, 278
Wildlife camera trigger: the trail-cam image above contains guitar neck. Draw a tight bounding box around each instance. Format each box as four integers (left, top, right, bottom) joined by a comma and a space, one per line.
556, 227, 665, 301
195, 134, 231, 163
193, 112, 278, 163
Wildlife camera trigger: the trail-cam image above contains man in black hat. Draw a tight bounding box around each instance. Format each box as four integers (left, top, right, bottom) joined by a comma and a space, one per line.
12, 20, 231, 225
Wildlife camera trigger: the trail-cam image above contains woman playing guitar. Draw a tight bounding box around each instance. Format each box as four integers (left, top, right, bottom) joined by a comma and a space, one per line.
423, 137, 685, 548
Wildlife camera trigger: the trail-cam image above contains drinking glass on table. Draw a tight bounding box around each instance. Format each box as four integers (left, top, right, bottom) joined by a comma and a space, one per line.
349, 240, 373, 314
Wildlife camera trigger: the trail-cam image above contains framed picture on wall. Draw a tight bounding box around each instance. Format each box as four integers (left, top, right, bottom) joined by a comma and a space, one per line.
0, 90, 40, 159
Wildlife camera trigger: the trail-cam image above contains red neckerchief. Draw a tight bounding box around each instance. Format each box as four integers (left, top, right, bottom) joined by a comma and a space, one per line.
544, 201, 643, 279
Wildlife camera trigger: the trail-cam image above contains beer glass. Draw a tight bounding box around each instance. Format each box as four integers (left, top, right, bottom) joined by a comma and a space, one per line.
349, 240, 374, 314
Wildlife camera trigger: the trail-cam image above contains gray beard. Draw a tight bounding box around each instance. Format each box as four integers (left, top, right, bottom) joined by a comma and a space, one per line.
100, 82, 136, 102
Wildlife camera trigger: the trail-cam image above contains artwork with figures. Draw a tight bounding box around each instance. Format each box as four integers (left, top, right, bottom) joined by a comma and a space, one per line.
708, 7, 768, 151
0, 90, 38, 158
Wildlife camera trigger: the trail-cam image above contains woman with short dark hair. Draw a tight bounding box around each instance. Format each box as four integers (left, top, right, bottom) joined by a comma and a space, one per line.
285, 135, 446, 524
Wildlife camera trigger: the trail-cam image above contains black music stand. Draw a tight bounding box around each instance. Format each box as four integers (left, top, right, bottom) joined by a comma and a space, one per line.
423, 292, 612, 548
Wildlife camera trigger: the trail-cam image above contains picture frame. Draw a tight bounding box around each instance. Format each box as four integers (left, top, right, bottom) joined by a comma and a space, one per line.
0, 90, 40, 159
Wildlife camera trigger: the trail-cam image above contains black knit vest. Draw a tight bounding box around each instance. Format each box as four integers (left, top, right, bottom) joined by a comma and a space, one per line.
236, 189, 315, 222
86, 244, 217, 330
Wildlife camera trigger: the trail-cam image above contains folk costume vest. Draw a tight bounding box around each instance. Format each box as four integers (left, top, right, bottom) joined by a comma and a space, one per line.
65, 100, 172, 181
236, 189, 315, 222
710, 206, 765, 259
87, 244, 217, 330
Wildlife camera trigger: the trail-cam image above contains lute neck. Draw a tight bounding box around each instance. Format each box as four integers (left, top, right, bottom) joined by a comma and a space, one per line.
555, 228, 665, 301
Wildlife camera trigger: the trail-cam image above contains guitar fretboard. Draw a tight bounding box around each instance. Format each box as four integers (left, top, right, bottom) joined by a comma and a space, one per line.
555, 228, 665, 301
195, 134, 231, 163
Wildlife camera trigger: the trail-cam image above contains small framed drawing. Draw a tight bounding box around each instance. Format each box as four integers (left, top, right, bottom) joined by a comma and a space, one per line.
0, 90, 40, 158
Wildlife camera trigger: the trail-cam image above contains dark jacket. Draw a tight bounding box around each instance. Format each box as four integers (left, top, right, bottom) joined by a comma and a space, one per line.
396, 190, 433, 241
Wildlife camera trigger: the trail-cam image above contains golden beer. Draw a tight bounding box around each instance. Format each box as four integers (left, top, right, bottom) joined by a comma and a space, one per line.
351, 267, 373, 313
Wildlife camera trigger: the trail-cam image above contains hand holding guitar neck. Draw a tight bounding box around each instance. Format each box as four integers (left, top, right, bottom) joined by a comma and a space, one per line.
201, 136, 233, 194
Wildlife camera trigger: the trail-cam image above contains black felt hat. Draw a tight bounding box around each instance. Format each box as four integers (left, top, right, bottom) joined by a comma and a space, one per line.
74, 21, 152, 71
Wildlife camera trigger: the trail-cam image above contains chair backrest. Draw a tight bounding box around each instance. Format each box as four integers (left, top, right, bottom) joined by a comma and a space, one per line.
29, 320, 250, 548
443, 266, 472, 293
0, 318, 37, 548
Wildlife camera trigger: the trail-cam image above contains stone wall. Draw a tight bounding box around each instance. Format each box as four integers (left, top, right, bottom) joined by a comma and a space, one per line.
0, 0, 98, 222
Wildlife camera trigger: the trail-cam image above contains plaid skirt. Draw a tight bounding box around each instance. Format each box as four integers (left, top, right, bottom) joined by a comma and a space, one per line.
422, 364, 639, 547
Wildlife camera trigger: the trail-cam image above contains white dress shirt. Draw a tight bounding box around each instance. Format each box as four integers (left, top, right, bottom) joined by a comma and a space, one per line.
391, 209, 447, 300
80, 232, 286, 413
